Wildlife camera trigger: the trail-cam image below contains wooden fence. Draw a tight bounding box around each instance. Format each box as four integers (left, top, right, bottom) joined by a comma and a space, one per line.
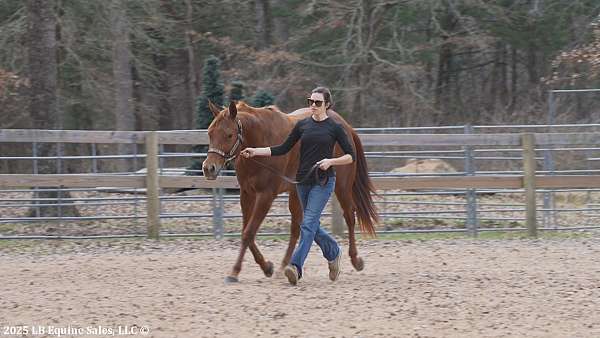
3, 129, 600, 238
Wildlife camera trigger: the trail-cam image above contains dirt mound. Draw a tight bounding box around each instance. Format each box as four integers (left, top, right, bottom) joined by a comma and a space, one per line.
391, 158, 457, 174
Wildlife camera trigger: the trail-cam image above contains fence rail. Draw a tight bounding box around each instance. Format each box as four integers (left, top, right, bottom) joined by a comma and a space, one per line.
4, 128, 600, 145
2, 173, 600, 190
3, 128, 600, 239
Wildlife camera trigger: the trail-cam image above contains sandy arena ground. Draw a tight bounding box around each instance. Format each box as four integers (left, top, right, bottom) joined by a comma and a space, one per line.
1, 237, 600, 338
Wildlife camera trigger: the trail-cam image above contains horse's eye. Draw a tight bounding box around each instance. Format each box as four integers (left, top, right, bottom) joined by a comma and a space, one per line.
227, 134, 233, 139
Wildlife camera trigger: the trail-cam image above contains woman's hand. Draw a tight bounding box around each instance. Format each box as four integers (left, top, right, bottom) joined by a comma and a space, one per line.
316, 158, 333, 170
241, 148, 257, 158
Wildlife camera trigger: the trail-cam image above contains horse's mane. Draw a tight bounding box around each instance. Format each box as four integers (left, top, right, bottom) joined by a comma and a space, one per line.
235, 101, 310, 121
236, 101, 281, 114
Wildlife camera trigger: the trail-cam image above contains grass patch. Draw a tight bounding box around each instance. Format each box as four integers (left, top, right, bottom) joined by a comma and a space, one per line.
0, 229, 594, 255
231, 229, 595, 241
0, 239, 43, 250
0, 223, 23, 232
367, 230, 594, 241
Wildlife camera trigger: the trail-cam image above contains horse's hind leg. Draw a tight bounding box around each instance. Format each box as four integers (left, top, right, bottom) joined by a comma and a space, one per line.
335, 190, 365, 271
280, 188, 302, 272
250, 242, 274, 277
226, 191, 275, 282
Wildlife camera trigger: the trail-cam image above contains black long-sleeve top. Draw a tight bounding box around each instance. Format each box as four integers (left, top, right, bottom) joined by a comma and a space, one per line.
270, 117, 355, 185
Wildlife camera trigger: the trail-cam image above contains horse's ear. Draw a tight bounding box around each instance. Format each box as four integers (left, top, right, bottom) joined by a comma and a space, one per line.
208, 100, 220, 117
228, 101, 237, 119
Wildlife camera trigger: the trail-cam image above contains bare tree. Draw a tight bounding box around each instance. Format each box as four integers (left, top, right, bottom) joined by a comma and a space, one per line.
26, 0, 57, 130
272, 0, 290, 44
184, 0, 199, 96
254, 0, 274, 50
25, 0, 79, 217
110, 0, 136, 172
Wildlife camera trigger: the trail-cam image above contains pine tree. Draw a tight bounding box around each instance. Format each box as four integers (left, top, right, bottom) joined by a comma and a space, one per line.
188, 56, 224, 175
228, 80, 245, 103
196, 56, 224, 129
251, 89, 275, 107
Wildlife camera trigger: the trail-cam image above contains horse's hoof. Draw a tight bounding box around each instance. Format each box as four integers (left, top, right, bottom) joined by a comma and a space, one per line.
264, 261, 274, 278
352, 257, 365, 271
224, 276, 239, 284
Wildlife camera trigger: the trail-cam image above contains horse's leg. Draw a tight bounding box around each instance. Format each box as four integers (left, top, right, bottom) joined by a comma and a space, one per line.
241, 191, 274, 277
280, 188, 302, 271
249, 241, 274, 278
225, 191, 253, 283
239, 189, 254, 235
226, 191, 275, 282
246, 192, 277, 277
335, 189, 365, 271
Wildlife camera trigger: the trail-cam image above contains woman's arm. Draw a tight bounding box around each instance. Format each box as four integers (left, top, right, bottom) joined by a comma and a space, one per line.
330, 154, 353, 165
269, 122, 301, 156
317, 154, 353, 170
241, 122, 302, 158
334, 124, 356, 162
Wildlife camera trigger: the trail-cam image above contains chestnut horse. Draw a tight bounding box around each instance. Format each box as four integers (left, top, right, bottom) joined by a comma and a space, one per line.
202, 101, 378, 283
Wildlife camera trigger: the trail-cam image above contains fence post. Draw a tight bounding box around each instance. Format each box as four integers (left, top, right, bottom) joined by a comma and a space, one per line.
91, 143, 98, 174
132, 137, 140, 225
545, 91, 557, 227
521, 133, 537, 238
32, 142, 40, 217
145, 131, 161, 239
212, 188, 224, 239
57, 142, 63, 223
331, 195, 345, 237
464, 124, 478, 237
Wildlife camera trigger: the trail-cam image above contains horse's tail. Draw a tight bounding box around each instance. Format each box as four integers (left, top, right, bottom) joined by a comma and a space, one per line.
351, 129, 379, 237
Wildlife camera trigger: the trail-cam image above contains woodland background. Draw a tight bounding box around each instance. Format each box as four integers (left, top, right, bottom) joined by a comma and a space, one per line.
2, 0, 600, 134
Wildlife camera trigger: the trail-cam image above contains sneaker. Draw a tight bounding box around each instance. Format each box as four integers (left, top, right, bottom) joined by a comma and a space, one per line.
284, 265, 299, 286
328, 247, 342, 281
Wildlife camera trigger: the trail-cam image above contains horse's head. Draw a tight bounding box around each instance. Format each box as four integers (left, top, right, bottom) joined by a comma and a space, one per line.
202, 100, 243, 180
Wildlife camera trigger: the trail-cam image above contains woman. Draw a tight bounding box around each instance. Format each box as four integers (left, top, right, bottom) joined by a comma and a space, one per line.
240, 87, 355, 286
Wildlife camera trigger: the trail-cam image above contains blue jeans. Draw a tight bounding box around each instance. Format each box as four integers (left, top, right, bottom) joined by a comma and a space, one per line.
291, 176, 340, 278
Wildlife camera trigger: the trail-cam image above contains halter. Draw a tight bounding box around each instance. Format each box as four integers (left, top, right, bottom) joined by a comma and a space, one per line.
207, 119, 244, 165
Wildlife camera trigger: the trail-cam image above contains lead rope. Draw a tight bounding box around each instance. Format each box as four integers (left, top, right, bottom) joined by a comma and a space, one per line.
246, 157, 329, 187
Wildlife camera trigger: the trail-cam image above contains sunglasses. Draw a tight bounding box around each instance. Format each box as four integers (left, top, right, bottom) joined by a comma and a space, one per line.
307, 98, 325, 107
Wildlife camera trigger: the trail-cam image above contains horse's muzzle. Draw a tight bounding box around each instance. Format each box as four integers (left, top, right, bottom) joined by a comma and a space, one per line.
202, 162, 219, 180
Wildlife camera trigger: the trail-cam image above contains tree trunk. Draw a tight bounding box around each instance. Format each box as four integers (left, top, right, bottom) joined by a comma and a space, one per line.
27, 0, 57, 130
500, 43, 509, 108
111, 0, 136, 173
509, 46, 518, 114
158, 0, 195, 134
424, 17, 434, 93
272, 0, 289, 44
435, 41, 452, 111
254, 0, 273, 50
526, 45, 539, 85
167, 51, 192, 130
489, 42, 502, 114
25, 0, 79, 218
184, 0, 198, 127
156, 55, 172, 131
